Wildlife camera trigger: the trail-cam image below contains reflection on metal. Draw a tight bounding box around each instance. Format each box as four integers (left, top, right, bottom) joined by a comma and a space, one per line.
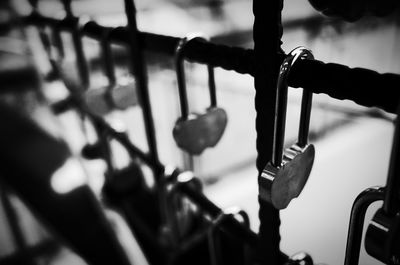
260, 47, 315, 210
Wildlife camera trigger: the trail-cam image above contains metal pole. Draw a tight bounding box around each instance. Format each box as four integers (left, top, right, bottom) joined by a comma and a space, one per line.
123, 0, 160, 171
253, 0, 286, 263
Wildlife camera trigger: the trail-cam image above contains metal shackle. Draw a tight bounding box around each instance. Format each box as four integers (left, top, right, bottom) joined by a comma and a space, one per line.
61, 0, 90, 91
271, 47, 314, 167
99, 27, 117, 89
175, 33, 217, 119
50, 19, 65, 61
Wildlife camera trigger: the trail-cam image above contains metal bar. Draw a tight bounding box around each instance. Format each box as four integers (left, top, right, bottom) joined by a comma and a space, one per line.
253, 0, 285, 264
123, 0, 160, 168
344, 187, 384, 265
23, 14, 400, 113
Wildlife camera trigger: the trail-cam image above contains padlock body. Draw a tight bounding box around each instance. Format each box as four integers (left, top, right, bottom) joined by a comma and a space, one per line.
85, 78, 138, 116
112, 75, 138, 110
173, 107, 228, 155
260, 143, 315, 209
365, 209, 400, 264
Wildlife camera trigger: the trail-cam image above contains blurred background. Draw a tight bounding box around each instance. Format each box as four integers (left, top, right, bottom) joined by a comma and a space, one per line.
0, 0, 399, 264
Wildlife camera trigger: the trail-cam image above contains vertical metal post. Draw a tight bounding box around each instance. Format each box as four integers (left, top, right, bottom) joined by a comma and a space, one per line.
253, 0, 284, 264
61, 0, 90, 91
123, 0, 171, 254
123, 0, 160, 172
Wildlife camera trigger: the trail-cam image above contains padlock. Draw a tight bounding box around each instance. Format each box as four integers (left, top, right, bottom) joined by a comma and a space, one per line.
84, 25, 138, 116
172, 34, 228, 155
207, 207, 251, 265
103, 161, 145, 199
364, 103, 400, 265
344, 187, 384, 265
259, 47, 315, 210
162, 168, 203, 246
365, 208, 400, 264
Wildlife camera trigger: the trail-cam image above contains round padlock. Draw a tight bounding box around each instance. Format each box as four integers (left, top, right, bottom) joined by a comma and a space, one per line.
172, 33, 228, 155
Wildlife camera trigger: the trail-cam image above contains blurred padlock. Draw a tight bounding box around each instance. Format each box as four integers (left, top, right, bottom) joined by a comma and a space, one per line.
259, 47, 315, 209
103, 161, 145, 199
364, 103, 400, 265
84, 24, 138, 116
207, 207, 250, 265
162, 168, 203, 246
365, 208, 400, 264
172, 34, 228, 155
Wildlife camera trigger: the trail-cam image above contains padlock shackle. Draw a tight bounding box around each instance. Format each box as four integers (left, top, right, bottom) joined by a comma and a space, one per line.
61, 0, 73, 18
175, 34, 217, 119
49, 14, 90, 91
271, 47, 314, 167
99, 26, 117, 88
70, 17, 90, 91
208, 62, 217, 107
383, 105, 400, 216
50, 20, 66, 61
298, 89, 313, 147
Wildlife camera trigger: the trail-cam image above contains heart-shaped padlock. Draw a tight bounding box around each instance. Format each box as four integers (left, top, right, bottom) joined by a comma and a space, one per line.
84, 26, 138, 116
172, 34, 228, 155
259, 47, 315, 210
